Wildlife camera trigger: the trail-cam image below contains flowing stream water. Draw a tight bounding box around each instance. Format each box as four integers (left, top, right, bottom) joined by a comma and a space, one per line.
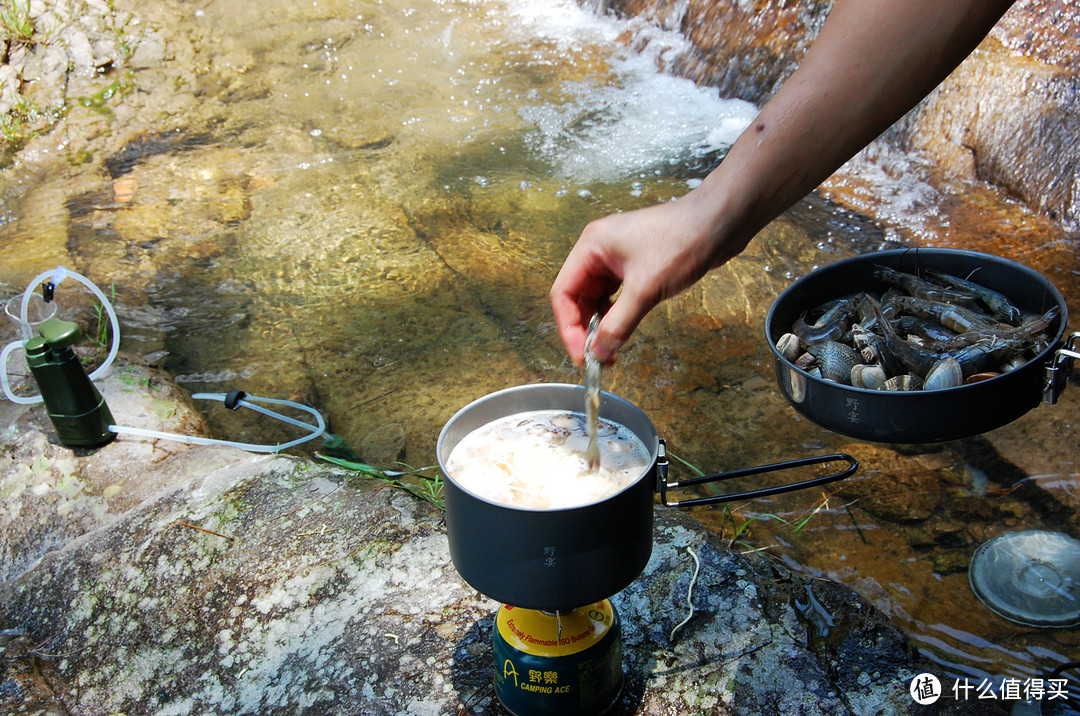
2, 0, 1079, 698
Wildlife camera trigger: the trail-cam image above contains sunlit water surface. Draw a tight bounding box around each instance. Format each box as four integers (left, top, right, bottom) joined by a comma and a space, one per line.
2, 0, 1079, 700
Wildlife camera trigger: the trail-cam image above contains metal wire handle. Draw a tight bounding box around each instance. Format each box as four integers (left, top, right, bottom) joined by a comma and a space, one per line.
656, 439, 859, 507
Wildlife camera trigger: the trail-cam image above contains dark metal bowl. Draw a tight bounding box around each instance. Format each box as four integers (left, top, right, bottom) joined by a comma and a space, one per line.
437, 384, 859, 609
765, 248, 1069, 443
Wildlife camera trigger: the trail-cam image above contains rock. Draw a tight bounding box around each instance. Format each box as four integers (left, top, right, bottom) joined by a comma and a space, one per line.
614, 0, 831, 105
360, 422, 407, 467
608, 0, 1080, 233
0, 358, 957, 715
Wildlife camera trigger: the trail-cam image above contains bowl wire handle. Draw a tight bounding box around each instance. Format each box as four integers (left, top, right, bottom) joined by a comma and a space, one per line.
1044, 331, 1080, 405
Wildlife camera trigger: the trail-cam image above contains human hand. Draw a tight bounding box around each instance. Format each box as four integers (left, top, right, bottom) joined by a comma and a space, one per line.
549, 0, 1016, 368
549, 194, 726, 365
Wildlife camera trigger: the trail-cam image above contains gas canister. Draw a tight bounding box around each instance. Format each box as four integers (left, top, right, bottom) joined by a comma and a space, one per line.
492, 600, 622, 716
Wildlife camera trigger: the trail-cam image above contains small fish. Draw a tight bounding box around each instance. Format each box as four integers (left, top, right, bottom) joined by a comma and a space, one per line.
806, 340, 861, 384
871, 301, 940, 377
851, 323, 906, 378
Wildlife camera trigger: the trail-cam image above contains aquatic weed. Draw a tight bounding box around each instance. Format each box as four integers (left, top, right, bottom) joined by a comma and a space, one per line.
318, 454, 444, 510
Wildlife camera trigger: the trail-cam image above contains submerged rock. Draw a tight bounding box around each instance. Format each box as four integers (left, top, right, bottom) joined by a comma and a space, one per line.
0, 358, 988, 715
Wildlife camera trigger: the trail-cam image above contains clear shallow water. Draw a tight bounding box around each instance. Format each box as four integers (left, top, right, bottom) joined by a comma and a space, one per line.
1, 0, 1079, 699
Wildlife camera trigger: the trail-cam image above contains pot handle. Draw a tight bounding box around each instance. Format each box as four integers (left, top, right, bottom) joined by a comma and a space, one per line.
1043, 331, 1080, 405
655, 439, 858, 508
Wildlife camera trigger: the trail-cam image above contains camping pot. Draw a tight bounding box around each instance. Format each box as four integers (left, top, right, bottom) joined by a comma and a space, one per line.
765, 248, 1076, 444
436, 383, 856, 611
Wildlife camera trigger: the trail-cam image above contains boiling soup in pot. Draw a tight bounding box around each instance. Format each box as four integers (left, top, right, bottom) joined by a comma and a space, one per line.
445, 410, 651, 509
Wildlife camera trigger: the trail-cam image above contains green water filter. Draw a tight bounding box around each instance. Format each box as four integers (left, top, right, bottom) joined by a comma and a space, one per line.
24, 317, 115, 447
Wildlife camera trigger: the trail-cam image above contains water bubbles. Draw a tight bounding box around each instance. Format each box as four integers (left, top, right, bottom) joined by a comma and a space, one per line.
309, 129, 322, 137
474, 176, 490, 187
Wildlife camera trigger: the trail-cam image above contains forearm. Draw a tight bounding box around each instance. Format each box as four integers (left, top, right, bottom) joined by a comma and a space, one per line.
549, 0, 1016, 364
686, 0, 1016, 262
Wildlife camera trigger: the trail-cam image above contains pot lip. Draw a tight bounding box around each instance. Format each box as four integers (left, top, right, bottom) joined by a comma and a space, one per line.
764, 247, 1070, 397
437, 381, 660, 514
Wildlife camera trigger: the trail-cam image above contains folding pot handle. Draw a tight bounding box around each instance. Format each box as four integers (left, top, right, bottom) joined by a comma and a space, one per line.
655, 440, 858, 508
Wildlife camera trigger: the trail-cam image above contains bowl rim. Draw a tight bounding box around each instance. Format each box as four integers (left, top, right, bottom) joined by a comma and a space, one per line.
436, 381, 661, 513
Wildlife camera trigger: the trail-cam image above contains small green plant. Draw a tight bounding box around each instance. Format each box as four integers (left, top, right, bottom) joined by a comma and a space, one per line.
667, 450, 833, 550
318, 454, 444, 510
90, 282, 116, 350
76, 282, 116, 370
0, 0, 34, 45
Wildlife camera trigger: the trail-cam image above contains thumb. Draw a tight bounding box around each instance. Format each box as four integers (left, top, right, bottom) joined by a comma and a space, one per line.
593, 289, 655, 363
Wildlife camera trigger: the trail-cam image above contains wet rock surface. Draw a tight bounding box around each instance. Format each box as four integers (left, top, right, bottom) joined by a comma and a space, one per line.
0, 359, 990, 715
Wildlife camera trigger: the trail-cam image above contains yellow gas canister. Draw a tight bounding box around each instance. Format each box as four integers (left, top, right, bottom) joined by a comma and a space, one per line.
492, 600, 622, 716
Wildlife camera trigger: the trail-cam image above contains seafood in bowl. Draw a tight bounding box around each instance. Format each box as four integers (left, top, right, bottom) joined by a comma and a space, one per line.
775, 264, 1058, 392
764, 248, 1069, 443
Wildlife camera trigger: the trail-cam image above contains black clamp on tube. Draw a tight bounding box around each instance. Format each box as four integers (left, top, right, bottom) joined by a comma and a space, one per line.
224, 389, 247, 410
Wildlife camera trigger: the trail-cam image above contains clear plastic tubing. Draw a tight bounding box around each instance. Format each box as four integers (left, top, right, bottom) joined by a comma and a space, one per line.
2, 265, 120, 405
2, 266, 327, 454
107, 393, 327, 453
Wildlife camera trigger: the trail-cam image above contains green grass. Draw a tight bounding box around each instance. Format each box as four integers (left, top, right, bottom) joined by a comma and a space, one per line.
0, 0, 34, 45
667, 450, 833, 550
318, 454, 444, 510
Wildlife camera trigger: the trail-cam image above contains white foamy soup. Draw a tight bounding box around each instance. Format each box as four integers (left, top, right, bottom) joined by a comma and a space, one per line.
445, 409, 652, 510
